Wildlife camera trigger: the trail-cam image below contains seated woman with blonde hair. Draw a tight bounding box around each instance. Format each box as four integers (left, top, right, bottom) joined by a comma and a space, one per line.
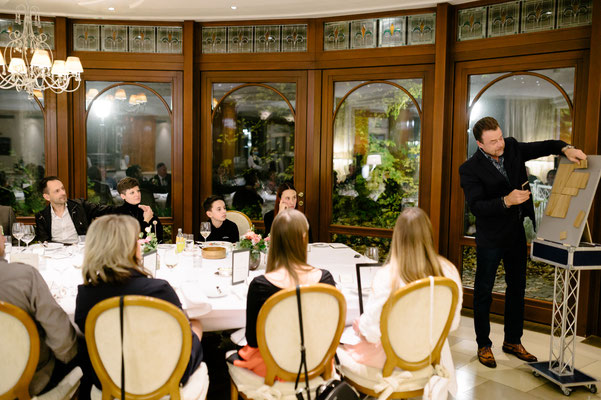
341, 207, 462, 396
74, 214, 203, 393
231, 208, 335, 376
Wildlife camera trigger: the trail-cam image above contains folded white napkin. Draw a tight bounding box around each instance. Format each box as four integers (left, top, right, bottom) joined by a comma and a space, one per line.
181, 282, 212, 316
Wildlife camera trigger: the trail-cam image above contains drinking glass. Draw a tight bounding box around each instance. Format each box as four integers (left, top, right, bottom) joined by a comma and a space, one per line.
164, 250, 179, 269
185, 234, 194, 251
200, 222, 211, 243
4, 235, 11, 255
78, 235, 86, 251
365, 246, 379, 262
12, 223, 24, 249
21, 225, 35, 248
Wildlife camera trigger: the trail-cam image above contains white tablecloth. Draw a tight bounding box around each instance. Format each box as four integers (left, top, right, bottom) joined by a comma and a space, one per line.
15, 243, 376, 332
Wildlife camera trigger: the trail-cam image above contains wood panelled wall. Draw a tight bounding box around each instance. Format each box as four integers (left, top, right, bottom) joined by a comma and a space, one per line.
24, 1, 601, 335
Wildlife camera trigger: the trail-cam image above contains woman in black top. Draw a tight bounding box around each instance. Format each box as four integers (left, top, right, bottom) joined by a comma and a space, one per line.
232, 209, 335, 376
114, 177, 163, 242
74, 214, 202, 392
263, 182, 312, 241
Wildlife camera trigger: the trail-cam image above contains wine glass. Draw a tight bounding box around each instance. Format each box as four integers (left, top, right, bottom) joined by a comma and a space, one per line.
12, 223, 24, 249
21, 225, 35, 248
365, 246, 379, 262
200, 222, 211, 244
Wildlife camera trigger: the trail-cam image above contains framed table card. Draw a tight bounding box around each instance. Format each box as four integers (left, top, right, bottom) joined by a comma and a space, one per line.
232, 249, 250, 285
143, 250, 158, 277
356, 262, 383, 313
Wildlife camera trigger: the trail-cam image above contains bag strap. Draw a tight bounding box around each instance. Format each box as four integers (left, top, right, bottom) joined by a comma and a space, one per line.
294, 285, 311, 400
428, 276, 434, 367
120, 295, 126, 400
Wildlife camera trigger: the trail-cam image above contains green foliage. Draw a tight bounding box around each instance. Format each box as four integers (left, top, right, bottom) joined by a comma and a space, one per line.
331, 233, 391, 263
6, 162, 46, 217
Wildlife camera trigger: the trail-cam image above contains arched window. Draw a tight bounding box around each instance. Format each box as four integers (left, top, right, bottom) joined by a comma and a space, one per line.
211, 83, 296, 220
0, 90, 45, 216
86, 82, 173, 216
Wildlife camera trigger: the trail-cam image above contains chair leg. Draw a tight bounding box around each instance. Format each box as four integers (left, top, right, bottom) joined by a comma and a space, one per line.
230, 378, 239, 400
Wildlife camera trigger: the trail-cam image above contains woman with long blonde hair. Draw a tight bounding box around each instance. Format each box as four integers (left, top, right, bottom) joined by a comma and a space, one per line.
341, 208, 462, 395
74, 214, 203, 391
230, 209, 335, 376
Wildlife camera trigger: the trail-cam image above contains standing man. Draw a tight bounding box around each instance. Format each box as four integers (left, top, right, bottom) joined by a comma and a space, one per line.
459, 116, 586, 368
35, 176, 112, 243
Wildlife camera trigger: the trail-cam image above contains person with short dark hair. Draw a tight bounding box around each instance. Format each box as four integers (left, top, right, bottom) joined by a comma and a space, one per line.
35, 176, 112, 243
113, 177, 163, 242
152, 162, 171, 194
459, 116, 586, 368
203, 195, 239, 243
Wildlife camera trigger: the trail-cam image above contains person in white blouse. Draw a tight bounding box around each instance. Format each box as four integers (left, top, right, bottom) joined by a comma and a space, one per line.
341, 207, 463, 397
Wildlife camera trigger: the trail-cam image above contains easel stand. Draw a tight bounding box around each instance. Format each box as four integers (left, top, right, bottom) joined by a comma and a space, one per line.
529, 228, 601, 396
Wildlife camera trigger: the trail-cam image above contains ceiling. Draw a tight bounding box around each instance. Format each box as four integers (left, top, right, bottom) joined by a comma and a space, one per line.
0, 0, 471, 22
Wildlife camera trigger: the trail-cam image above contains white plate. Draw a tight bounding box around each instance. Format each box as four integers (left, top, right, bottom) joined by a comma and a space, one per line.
44, 243, 64, 250
205, 285, 228, 298
206, 241, 232, 248
311, 242, 329, 248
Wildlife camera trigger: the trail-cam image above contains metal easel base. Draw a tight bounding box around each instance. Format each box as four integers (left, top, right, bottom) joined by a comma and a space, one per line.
527, 361, 598, 396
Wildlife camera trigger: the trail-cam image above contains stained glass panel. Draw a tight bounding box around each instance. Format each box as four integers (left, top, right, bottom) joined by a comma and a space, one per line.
255, 25, 280, 53
0, 20, 54, 49
202, 27, 226, 54
157, 26, 182, 54
324, 22, 349, 51
101, 25, 127, 52
282, 24, 307, 52
557, 0, 592, 28
73, 24, 101, 52
379, 17, 405, 47
407, 13, 436, 45
129, 26, 155, 53
488, 2, 519, 37
458, 7, 487, 41
350, 19, 377, 49
228, 26, 253, 53
521, 0, 556, 33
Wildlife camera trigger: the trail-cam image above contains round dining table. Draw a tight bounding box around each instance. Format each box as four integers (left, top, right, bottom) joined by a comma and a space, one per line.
13, 242, 377, 332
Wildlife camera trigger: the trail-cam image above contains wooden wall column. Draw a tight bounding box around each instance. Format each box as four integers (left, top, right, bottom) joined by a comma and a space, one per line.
181, 20, 195, 234
431, 3, 452, 250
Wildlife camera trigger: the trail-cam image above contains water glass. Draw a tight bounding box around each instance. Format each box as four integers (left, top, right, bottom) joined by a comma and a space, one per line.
365, 246, 379, 262
185, 234, 195, 251
78, 235, 86, 251
164, 249, 179, 269
4, 235, 11, 254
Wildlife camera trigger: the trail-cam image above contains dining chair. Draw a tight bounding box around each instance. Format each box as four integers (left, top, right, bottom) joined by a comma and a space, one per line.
0, 301, 82, 400
227, 283, 346, 400
0, 204, 15, 236
337, 277, 459, 399
226, 210, 252, 238
85, 295, 209, 400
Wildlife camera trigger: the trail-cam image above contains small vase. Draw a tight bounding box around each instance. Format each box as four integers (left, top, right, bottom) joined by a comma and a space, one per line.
249, 250, 261, 271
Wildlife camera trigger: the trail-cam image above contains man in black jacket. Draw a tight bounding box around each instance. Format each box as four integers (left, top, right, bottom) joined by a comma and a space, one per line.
35, 176, 112, 243
459, 116, 586, 368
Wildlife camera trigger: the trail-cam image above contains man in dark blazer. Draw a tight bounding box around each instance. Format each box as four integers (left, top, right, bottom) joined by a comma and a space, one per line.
459, 116, 586, 368
35, 176, 112, 243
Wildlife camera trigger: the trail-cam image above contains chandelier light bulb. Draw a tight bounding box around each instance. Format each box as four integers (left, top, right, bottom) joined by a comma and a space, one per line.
51, 60, 66, 75
30, 49, 52, 68
8, 58, 26, 74
115, 88, 126, 101
65, 56, 83, 73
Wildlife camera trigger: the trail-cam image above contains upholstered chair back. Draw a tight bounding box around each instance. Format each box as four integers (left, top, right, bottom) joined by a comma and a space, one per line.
257, 283, 346, 385
85, 296, 192, 400
0, 301, 40, 400
226, 210, 252, 238
380, 277, 459, 377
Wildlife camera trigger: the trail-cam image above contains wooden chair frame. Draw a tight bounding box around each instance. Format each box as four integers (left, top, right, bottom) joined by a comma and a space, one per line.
345, 277, 458, 399
231, 284, 346, 399
0, 301, 40, 400
85, 295, 192, 400
226, 210, 252, 235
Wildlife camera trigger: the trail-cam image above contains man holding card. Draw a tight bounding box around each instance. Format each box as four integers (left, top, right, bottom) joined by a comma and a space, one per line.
459, 116, 586, 368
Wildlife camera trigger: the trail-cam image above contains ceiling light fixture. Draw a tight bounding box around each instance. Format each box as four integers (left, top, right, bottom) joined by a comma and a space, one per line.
0, 3, 83, 99
231, 5, 237, 10
108, 7, 115, 11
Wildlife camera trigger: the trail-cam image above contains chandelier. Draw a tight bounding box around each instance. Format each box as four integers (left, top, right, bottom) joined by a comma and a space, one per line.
0, 3, 83, 98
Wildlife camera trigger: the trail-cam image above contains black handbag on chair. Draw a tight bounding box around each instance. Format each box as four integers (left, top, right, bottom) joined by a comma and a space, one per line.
293, 286, 360, 400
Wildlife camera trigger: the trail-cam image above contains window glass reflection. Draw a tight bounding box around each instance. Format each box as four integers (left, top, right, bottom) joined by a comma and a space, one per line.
464, 68, 574, 238
86, 82, 173, 216
332, 79, 422, 229
0, 90, 45, 216
212, 83, 296, 220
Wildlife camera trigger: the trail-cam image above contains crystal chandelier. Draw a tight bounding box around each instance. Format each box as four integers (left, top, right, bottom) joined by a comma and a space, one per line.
0, 3, 83, 98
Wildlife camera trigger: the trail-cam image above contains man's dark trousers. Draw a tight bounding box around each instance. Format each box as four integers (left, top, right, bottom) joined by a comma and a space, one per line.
474, 222, 527, 348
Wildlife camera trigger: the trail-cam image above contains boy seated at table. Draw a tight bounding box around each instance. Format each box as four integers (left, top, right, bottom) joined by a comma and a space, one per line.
203, 195, 239, 243
114, 177, 163, 242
